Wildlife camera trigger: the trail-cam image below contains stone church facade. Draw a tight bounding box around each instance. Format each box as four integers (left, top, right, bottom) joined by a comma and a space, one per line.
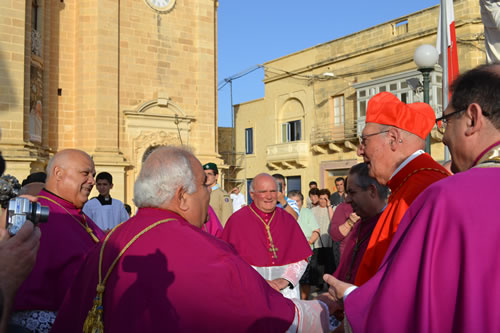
0, 0, 219, 206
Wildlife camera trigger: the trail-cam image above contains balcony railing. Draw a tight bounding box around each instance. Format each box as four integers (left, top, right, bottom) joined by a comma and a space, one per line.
266, 141, 309, 161
310, 122, 357, 145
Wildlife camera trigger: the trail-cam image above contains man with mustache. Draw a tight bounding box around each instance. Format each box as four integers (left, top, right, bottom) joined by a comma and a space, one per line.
11, 149, 104, 332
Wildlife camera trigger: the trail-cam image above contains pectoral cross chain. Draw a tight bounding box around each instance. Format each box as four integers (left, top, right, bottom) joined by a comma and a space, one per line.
249, 206, 279, 260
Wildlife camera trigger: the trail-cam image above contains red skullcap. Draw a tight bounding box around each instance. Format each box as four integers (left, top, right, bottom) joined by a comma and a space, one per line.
365, 92, 435, 140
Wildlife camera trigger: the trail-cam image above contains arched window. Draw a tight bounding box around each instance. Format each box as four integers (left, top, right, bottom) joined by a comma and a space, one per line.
279, 98, 304, 143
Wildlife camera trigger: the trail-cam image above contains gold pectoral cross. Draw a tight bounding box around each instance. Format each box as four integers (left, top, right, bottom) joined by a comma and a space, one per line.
269, 244, 279, 259
263, 224, 279, 260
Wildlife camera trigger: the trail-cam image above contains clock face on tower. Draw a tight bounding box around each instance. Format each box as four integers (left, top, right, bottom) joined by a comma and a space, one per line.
144, 0, 175, 12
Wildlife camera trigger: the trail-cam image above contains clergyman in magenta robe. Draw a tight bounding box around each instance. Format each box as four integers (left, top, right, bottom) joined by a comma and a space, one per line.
222, 173, 312, 299
344, 149, 500, 332
51, 146, 330, 332
333, 162, 388, 285
11, 149, 104, 332
14, 189, 104, 312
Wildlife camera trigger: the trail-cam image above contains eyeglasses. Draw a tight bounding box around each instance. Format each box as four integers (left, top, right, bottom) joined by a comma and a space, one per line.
435, 109, 466, 134
358, 130, 390, 146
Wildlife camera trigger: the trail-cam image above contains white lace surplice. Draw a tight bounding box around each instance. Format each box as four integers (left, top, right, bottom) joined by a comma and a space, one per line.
287, 299, 330, 332
252, 260, 308, 299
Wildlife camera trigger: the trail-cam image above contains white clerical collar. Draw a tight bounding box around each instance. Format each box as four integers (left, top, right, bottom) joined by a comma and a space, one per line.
389, 150, 425, 180
211, 184, 220, 191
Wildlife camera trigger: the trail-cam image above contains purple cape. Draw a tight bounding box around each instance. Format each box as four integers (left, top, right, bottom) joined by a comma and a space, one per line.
333, 213, 381, 284
222, 203, 312, 267
14, 189, 104, 311
51, 208, 295, 333
345, 167, 500, 332
203, 205, 223, 238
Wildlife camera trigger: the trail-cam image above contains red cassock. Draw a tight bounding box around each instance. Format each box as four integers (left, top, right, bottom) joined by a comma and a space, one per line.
355, 153, 449, 285
51, 208, 296, 333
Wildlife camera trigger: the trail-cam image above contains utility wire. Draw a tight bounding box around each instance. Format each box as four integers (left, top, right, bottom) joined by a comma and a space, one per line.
218, 65, 263, 90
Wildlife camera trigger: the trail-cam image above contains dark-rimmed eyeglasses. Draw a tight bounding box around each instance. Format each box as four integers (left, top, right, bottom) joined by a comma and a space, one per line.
358, 130, 390, 146
435, 109, 466, 134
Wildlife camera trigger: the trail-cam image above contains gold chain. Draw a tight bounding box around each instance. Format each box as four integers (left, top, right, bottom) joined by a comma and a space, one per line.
249, 206, 279, 259
38, 195, 100, 243
388, 167, 450, 201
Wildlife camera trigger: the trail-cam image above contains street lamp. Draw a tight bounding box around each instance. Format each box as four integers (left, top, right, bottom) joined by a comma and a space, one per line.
413, 44, 439, 154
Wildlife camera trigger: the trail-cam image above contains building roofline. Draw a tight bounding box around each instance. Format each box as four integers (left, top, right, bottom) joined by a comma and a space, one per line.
264, 4, 439, 66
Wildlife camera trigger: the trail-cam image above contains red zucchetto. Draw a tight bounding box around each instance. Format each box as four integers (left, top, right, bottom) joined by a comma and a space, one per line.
365, 92, 435, 140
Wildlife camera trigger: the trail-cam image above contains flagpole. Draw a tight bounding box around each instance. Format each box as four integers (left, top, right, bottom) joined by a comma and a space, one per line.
440, 0, 451, 161
441, 0, 449, 109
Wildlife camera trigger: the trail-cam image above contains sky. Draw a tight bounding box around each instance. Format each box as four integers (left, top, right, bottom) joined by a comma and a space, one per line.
217, 0, 441, 127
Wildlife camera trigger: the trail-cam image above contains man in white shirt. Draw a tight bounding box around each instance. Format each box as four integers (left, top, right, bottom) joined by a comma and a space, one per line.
229, 186, 246, 212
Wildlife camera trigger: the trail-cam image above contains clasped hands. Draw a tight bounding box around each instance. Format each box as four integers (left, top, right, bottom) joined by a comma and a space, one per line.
266, 278, 290, 292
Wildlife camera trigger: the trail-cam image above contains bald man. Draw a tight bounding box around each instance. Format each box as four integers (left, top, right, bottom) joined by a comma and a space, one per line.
222, 173, 312, 300
10, 149, 105, 332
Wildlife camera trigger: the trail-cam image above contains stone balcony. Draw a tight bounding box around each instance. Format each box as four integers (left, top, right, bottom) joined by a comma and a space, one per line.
310, 122, 358, 154
266, 141, 310, 170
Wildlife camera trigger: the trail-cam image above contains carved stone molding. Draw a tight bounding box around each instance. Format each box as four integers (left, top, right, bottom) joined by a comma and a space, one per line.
125, 96, 195, 166
133, 130, 180, 157
135, 130, 179, 148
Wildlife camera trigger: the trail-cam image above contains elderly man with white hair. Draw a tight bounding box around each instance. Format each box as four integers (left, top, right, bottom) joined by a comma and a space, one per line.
51, 146, 331, 333
325, 63, 500, 333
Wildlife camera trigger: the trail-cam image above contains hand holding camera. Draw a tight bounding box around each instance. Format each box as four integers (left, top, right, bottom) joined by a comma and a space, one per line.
6, 197, 49, 236
0, 175, 49, 236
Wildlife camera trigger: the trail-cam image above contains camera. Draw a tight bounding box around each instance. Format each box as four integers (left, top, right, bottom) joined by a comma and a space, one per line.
0, 174, 49, 236
6, 197, 49, 236
277, 182, 283, 193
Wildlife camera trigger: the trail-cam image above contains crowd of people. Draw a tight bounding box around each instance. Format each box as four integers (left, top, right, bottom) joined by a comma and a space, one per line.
0, 63, 498, 332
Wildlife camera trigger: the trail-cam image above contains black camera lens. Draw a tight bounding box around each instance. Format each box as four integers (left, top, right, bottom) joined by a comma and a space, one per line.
30, 202, 50, 224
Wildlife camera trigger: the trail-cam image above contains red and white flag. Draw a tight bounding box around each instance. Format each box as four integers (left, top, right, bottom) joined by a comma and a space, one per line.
436, 0, 460, 88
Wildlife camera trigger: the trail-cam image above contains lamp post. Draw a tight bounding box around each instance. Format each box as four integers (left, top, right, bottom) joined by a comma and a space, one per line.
413, 44, 439, 154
